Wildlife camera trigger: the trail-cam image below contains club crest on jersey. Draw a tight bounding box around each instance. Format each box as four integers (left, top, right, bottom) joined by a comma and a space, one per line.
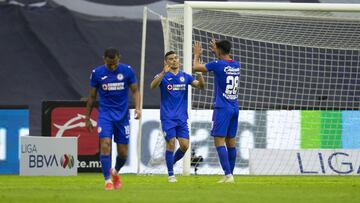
117, 73, 124, 81
167, 85, 173, 90
179, 76, 185, 82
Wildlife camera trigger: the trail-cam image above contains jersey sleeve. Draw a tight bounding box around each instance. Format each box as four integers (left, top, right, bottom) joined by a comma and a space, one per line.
128, 66, 137, 85
90, 69, 98, 88
186, 73, 195, 85
205, 60, 219, 72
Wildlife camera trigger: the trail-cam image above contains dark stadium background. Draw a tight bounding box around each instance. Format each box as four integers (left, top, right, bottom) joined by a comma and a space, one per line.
0, 0, 354, 136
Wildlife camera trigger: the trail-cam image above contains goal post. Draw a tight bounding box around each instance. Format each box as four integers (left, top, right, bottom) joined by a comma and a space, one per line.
139, 2, 360, 176
139, 7, 193, 175
163, 1, 360, 175
173, 1, 360, 93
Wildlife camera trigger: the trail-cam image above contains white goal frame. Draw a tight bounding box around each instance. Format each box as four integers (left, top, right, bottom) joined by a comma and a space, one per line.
140, 1, 360, 175
169, 1, 360, 175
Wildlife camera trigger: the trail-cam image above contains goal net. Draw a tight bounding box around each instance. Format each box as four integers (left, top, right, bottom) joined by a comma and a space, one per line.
157, 2, 360, 175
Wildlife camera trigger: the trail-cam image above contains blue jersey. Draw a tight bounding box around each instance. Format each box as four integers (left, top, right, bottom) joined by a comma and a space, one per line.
158, 71, 194, 121
206, 60, 240, 108
90, 63, 137, 121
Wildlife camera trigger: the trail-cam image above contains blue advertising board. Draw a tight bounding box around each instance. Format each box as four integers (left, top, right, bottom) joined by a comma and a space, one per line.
0, 108, 29, 174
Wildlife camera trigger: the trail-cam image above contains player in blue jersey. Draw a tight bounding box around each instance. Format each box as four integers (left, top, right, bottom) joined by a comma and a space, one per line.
85, 48, 141, 190
150, 51, 204, 182
193, 39, 240, 183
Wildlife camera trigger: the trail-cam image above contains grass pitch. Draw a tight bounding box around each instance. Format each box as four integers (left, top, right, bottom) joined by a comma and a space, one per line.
0, 174, 359, 203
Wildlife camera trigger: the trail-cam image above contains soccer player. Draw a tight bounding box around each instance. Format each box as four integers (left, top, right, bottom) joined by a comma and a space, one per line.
150, 51, 204, 182
85, 47, 141, 190
193, 39, 240, 183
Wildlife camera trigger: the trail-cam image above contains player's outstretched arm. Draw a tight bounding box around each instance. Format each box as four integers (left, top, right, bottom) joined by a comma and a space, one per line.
193, 41, 207, 73
150, 63, 170, 89
130, 83, 141, 119
191, 72, 205, 89
85, 87, 97, 132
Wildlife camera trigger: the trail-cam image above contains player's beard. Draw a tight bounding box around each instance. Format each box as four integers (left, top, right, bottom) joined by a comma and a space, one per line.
170, 64, 178, 70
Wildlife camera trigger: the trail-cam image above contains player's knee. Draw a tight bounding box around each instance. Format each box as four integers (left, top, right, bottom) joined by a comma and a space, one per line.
100, 146, 111, 155
180, 143, 189, 152
166, 139, 176, 150
118, 150, 128, 159
178, 138, 189, 151
100, 141, 111, 155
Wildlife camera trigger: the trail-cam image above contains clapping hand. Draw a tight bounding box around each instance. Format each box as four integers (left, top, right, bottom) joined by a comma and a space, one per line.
209, 38, 217, 54
193, 41, 203, 56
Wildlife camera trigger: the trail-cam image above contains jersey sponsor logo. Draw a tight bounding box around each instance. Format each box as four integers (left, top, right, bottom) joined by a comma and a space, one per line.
167, 84, 186, 91
223, 94, 238, 100
102, 82, 125, 91
179, 76, 185, 82
101, 76, 108, 80
117, 73, 124, 81
224, 66, 240, 75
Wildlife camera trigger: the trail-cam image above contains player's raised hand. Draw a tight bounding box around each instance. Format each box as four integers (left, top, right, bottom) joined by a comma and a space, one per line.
85, 118, 93, 133
134, 109, 141, 119
193, 41, 202, 56
210, 38, 217, 53
163, 62, 171, 73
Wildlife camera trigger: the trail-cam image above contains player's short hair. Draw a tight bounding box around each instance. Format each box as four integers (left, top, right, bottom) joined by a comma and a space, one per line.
104, 47, 120, 59
164, 51, 176, 59
216, 40, 231, 54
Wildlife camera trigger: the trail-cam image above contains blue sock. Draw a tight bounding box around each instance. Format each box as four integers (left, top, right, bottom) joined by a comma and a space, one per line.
228, 147, 237, 174
165, 150, 174, 176
115, 156, 127, 172
100, 155, 111, 180
173, 148, 185, 164
216, 146, 231, 175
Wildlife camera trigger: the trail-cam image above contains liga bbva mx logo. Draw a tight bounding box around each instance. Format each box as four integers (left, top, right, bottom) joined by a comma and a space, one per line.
60, 154, 75, 169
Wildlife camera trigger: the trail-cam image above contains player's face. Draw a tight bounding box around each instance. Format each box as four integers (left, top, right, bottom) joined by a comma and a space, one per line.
104, 56, 120, 69
165, 54, 179, 69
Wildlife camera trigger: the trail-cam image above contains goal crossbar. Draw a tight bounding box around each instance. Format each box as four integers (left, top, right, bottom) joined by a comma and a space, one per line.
165, 1, 360, 175
168, 1, 360, 12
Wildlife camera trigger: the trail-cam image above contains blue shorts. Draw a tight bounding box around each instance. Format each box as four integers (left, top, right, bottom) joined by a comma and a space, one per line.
98, 118, 130, 144
161, 119, 189, 141
211, 107, 239, 138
